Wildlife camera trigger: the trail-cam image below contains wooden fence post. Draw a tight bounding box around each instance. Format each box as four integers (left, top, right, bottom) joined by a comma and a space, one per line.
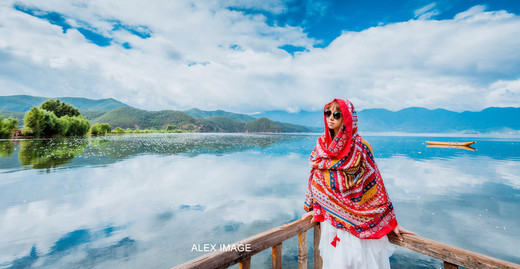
272, 243, 282, 269
239, 257, 251, 269
314, 225, 322, 269
298, 232, 308, 269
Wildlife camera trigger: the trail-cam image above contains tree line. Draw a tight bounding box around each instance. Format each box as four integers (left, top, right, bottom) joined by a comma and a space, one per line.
0, 99, 188, 138
0, 99, 113, 138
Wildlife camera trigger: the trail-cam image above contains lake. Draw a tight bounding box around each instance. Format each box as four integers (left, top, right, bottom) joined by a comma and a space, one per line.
1, 133, 519, 268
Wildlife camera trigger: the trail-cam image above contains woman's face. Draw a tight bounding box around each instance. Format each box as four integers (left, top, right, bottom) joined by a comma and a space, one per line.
325, 103, 343, 134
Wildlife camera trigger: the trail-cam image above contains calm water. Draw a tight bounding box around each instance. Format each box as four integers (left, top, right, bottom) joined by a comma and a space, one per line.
0, 133, 519, 268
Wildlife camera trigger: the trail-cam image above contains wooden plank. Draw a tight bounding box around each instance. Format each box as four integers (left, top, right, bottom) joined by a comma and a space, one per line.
298, 232, 307, 269
313, 226, 322, 269
173, 219, 318, 269
387, 232, 520, 269
444, 261, 458, 269
239, 258, 251, 269
272, 243, 282, 269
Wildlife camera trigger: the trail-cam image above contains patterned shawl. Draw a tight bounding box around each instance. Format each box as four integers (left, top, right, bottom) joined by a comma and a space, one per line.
304, 99, 397, 239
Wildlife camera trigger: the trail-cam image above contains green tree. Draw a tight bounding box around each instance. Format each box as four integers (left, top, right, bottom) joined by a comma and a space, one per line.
0, 116, 19, 138
90, 123, 112, 135
22, 107, 44, 136
5, 117, 18, 130
113, 127, 124, 133
40, 110, 60, 136
40, 99, 80, 118
22, 104, 89, 137
56, 117, 70, 136
62, 115, 90, 136
22, 108, 70, 136
164, 125, 177, 131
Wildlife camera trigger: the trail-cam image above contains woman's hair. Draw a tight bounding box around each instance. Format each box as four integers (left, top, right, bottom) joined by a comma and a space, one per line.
326, 101, 340, 111
329, 128, 335, 139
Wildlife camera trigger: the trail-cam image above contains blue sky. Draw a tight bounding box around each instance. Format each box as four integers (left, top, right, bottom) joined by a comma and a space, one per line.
1, 0, 520, 112
242, 0, 520, 47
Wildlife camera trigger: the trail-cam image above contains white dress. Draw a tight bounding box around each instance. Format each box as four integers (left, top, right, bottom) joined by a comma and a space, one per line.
319, 220, 395, 269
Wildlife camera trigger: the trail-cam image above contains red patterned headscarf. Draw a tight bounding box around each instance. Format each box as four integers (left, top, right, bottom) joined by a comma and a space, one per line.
304, 99, 397, 239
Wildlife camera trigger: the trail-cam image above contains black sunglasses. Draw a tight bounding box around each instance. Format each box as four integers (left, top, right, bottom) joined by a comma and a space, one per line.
324, 109, 342, 120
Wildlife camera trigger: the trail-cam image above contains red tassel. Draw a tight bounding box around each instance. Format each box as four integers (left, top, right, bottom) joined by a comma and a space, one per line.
331, 235, 340, 247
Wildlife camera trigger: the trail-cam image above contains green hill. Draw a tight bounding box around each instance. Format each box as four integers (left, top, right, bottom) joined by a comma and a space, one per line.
80, 110, 110, 121
200, 116, 313, 133
0, 107, 312, 133
59, 97, 128, 111
0, 95, 46, 112
184, 108, 256, 122
90, 107, 202, 131
0, 110, 25, 123
244, 117, 307, 133
0, 95, 128, 112
88, 108, 313, 132
274, 121, 313, 133
199, 117, 246, 132
0, 95, 314, 133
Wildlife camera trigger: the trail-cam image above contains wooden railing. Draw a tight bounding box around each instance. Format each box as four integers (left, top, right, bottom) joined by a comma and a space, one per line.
173, 218, 520, 269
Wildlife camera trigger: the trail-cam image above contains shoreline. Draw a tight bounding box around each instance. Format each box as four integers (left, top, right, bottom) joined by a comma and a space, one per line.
3, 130, 520, 141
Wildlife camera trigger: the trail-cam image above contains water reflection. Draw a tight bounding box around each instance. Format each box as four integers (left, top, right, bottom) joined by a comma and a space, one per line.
0, 134, 519, 268
0, 153, 309, 268
83, 133, 302, 158
7, 229, 136, 269
426, 144, 476, 151
1, 134, 308, 172
0, 141, 15, 158
18, 139, 88, 171
379, 156, 520, 264
3, 134, 520, 172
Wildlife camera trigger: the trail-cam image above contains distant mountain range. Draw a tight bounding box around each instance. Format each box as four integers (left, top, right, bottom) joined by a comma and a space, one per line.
0, 95, 313, 133
358, 107, 520, 133
255, 107, 520, 133
1, 95, 519, 133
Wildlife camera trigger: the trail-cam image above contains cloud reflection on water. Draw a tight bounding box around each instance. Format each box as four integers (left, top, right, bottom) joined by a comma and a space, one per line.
1, 152, 310, 268
0, 134, 519, 267
379, 156, 520, 264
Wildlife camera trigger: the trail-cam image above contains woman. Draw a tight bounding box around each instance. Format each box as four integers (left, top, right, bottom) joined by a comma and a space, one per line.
302, 98, 415, 268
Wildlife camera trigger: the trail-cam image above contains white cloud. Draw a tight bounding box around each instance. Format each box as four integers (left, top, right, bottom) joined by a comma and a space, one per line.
486, 79, 520, 107
454, 5, 487, 20
414, 3, 435, 17
0, 2, 519, 113
285, 106, 301, 113
291, 6, 520, 111
414, 2, 439, 20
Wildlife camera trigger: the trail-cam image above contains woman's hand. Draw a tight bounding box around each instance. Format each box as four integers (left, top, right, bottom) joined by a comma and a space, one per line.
301, 211, 315, 223
392, 224, 416, 241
